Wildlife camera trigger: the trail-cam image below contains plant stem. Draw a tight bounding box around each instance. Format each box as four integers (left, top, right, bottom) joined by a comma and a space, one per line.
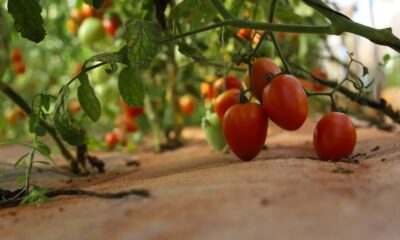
25, 143, 36, 195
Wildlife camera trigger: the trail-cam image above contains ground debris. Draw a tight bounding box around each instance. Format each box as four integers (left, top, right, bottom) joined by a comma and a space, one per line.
332, 167, 353, 174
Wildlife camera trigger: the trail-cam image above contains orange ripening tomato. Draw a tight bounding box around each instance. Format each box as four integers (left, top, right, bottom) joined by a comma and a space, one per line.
311, 70, 328, 92
11, 49, 22, 62
120, 98, 144, 117
5, 110, 17, 126
200, 82, 216, 100
214, 89, 240, 119
179, 94, 195, 116
223, 103, 268, 161
263, 74, 308, 131
13, 62, 26, 75
67, 19, 78, 34
80, 4, 95, 19
105, 132, 119, 149
70, 100, 81, 113
299, 79, 315, 92
313, 112, 357, 160
250, 57, 281, 101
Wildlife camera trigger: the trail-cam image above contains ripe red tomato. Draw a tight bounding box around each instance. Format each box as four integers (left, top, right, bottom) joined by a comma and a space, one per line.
124, 114, 138, 133
311, 70, 328, 92
313, 112, 357, 160
105, 132, 118, 149
214, 75, 242, 92
120, 98, 144, 117
223, 103, 268, 161
236, 28, 255, 40
11, 49, 22, 62
70, 100, 81, 113
13, 61, 25, 75
214, 89, 240, 119
102, 16, 119, 37
250, 57, 281, 101
179, 94, 195, 116
263, 74, 308, 131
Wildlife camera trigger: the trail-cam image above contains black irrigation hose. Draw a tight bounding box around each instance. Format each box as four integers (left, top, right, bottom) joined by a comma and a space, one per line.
0, 188, 150, 209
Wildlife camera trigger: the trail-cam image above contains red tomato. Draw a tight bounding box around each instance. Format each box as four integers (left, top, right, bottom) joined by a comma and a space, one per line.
214, 89, 240, 119
213, 75, 242, 94
223, 103, 268, 161
102, 16, 119, 37
200, 82, 216, 100
179, 94, 195, 116
236, 28, 255, 40
120, 98, 144, 117
263, 74, 308, 131
313, 112, 357, 160
70, 100, 81, 113
13, 62, 25, 75
124, 114, 138, 133
105, 132, 118, 149
311, 70, 328, 92
250, 58, 281, 101
11, 49, 22, 62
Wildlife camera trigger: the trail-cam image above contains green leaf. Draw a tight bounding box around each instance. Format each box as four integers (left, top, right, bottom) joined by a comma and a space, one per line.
53, 87, 87, 146
84, 51, 126, 74
35, 141, 51, 157
16, 174, 26, 185
77, 74, 101, 122
178, 42, 208, 62
93, 0, 105, 9
118, 67, 145, 107
171, 0, 217, 28
125, 19, 161, 68
7, 0, 46, 43
14, 153, 30, 168
29, 113, 41, 134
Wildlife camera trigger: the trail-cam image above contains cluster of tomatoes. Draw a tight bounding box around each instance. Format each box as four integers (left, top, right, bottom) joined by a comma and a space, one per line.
67, 1, 120, 45
11, 49, 25, 75
201, 57, 357, 162
104, 99, 143, 149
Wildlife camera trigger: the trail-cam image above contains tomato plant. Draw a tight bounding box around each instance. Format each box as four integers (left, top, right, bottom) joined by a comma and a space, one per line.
250, 57, 281, 101
263, 74, 308, 131
223, 103, 268, 161
105, 131, 118, 149
120, 98, 144, 117
313, 112, 357, 161
214, 89, 240, 119
102, 16, 120, 37
11, 48, 22, 62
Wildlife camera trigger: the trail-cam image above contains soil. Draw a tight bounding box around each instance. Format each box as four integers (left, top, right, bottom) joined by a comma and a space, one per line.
1, 119, 400, 240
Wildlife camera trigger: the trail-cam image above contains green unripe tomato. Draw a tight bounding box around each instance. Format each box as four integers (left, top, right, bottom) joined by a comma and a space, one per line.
201, 112, 226, 151
78, 17, 105, 45
258, 40, 275, 58
90, 62, 111, 83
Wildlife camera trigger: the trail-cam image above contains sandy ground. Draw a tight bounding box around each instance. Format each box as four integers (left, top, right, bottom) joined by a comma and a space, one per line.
1, 119, 400, 240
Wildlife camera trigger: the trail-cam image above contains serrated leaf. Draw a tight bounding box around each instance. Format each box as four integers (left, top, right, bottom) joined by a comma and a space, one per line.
53, 87, 87, 146
7, 0, 46, 43
78, 74, 101, 122
171, 0, 217, 28
118, 67, 145, 107
125, 19, 161, 68
178, 42, 208, 62
14, 153, 30, 168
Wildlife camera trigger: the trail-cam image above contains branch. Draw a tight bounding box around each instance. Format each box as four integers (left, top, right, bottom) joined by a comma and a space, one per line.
290, 63, 400, 124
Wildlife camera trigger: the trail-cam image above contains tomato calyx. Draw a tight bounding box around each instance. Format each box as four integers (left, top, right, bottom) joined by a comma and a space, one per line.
239, 89, 249, 104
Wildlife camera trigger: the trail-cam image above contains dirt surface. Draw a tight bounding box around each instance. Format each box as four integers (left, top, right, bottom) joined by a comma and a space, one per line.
1, 119, 400, 240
